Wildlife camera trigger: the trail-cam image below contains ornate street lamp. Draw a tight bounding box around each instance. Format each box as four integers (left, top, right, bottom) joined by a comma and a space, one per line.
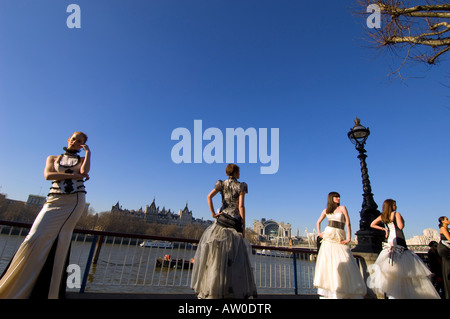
348, 117, 384, 253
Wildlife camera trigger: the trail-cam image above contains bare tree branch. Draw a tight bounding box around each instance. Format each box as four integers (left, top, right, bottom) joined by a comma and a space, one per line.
384, 4, 450, 18
357, 0, 450, 76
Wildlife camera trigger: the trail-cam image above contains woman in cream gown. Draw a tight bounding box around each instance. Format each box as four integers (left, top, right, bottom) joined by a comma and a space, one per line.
313, 192, 367, 299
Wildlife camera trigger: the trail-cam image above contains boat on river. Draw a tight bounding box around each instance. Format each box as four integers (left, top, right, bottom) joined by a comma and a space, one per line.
155, 255, 194, 270
140, 241, 173, 249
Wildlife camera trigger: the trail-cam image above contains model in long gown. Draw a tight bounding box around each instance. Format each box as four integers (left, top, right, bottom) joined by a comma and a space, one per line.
0, 149, 87, 299
437, 233, 450, 299
313, 211, 367, 298
191, 178, 257, 299
368, 214, 440, 299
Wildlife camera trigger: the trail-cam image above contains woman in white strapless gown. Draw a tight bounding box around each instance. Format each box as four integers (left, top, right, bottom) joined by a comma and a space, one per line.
368, 199, 440, 299
313, 192, 367, 298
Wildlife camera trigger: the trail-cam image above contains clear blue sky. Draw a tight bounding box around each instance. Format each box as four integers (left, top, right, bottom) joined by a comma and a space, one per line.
1, 0, 449, 239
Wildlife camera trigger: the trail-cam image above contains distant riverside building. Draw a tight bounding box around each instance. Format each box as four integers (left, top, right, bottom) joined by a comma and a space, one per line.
25, 194, 90, 213
111, 198, 212, 227
253, 218, 292, 242
406, 228, 440, 246
26, 195, 47, 207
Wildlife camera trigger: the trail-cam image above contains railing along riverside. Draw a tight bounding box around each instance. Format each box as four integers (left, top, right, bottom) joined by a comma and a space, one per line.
0, 220, 318, 296
0, 220, 432, 297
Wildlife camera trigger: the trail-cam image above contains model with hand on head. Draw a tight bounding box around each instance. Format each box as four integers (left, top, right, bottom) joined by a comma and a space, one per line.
0, 132, 91, 299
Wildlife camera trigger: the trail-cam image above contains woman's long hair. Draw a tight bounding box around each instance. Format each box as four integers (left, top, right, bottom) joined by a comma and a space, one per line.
381, 199, 396, 224
326, 192, 340, 215
438, 216, 447, 228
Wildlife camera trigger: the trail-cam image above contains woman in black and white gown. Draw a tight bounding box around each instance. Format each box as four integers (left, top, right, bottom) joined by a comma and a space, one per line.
0, 132, 90, 299
369, 199, 440, 299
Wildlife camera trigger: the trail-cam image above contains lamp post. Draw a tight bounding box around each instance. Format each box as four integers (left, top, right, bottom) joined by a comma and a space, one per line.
348, 117, 384, 253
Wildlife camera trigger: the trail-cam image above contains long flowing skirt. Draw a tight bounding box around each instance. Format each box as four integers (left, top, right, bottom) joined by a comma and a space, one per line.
191, 223, 257, 299
313, 227, 367, 298
368, 244, 440, 299
438, 241, 450, 299
0, 193, 85, 299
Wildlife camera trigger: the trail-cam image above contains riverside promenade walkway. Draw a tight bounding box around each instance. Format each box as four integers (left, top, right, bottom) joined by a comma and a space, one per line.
66, 292, 319, 299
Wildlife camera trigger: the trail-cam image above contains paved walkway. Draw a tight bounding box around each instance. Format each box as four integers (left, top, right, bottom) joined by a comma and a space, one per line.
67, 292, 319, 299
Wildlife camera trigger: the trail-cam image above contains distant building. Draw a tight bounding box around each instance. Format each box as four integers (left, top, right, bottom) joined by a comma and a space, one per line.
253, 218, 291, 242
26, 195, 46, 207
25, 194, 90, 214
111, 198, 212, 227
407, 228, 440, 246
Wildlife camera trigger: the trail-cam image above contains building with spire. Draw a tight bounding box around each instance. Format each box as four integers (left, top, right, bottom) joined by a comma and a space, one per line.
111, 198, 211, 227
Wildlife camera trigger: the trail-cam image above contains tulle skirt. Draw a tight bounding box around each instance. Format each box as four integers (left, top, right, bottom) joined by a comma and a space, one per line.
0, 193, 85, 299
368, 243, 440, 299
313, 227, 367, 299
191, 222, 257, 299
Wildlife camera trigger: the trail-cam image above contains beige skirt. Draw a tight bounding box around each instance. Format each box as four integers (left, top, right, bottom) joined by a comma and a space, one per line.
314, 227, 367, 298
0, 192, 85, 299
